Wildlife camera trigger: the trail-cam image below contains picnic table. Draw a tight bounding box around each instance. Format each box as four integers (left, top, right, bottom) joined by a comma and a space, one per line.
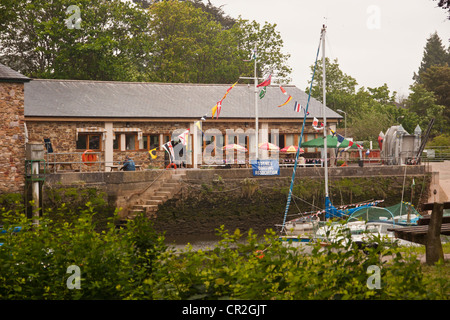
388, 201, 450, 264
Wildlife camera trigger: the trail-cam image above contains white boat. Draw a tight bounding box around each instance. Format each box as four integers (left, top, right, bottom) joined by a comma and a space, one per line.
315, 220, 419, 247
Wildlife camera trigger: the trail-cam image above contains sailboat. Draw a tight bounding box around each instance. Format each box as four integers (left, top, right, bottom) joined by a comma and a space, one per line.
278, 25, 396, 246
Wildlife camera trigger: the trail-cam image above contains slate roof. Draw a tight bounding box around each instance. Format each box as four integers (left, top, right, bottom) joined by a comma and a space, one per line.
24, 79, 342, 120
0, 63, 31, 82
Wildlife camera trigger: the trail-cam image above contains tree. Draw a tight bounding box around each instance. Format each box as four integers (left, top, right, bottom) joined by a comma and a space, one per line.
414, 32, 449, 83
145, 1, 291, 84
145, 0, 245, 83
307, 57, 358, 117
0, 0, 153, 81
307, 57, 421, 141
233, 18, 292, 82
433, 0, 450, 19
405, 83, 446, 136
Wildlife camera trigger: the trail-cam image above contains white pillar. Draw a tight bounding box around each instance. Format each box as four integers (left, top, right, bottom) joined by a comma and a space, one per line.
104, 122, 113, 171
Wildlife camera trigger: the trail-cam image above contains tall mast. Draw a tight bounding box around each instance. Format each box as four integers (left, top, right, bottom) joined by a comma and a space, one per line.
254, 47, 259, 160
322, 24, 329, 198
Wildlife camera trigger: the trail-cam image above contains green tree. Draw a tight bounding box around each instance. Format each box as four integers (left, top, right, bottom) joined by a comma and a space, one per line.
145, 1, 291, 84
421, 64, 450, 110
145, 0, 246, 83
307, 57, 358, 109
405, 83, 446, 136
233, 18, 292, 82
0, 0, 152, 81
414, 32, 449, 83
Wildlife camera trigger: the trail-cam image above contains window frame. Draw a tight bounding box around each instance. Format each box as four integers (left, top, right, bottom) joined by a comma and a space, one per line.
76, 133, 102, 151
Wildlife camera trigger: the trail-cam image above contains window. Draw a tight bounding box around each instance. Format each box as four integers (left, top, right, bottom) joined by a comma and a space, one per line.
77, 134, 101, 150
125, 134, 137, 150
143, 134, 160, 150
113, 137, 120, 150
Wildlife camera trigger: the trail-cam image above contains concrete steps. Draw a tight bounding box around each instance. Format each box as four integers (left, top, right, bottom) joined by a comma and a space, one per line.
128, 169, 185, 218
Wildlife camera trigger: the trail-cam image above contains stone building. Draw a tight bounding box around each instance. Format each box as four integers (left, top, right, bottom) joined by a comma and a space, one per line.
24, 79, 342, 171
0, 63, 30, 194
0, 62, 342, 192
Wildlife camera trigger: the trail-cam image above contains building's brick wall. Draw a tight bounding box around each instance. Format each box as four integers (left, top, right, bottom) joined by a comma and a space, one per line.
0, 82, 26, 194
25, 119, 336, 170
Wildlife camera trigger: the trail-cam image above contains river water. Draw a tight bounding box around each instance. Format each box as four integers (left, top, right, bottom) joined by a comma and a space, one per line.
164, 233, 223, 251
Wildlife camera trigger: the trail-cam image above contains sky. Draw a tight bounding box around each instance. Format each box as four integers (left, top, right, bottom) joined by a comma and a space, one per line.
207, 0, 449, 100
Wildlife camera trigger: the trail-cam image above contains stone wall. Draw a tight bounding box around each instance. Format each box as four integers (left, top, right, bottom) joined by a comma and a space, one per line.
25, 119, 329, 171
0, 82, 26, 194
41, 166, 430, 237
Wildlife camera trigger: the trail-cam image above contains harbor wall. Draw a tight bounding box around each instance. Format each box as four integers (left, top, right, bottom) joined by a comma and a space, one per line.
41, 165, 430, 237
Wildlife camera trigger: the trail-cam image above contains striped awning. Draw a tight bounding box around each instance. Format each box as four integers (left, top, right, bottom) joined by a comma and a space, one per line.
76, 127, 107, 140
113, 128, 143, 140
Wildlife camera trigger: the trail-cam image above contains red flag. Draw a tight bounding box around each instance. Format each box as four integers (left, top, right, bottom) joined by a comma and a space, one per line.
257, 74, 271, 87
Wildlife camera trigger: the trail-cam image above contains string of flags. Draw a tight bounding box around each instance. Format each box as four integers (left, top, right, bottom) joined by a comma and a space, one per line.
160, 66, 363, 162
312, 117, 324, 131
277, 85, 293, 107
330, 129, 364, 151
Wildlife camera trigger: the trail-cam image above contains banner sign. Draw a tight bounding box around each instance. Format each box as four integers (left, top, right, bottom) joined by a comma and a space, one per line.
250, 160, 280, 176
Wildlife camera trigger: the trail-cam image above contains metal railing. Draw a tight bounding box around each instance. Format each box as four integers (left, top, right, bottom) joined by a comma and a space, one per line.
42, 150, 443, 173
44, 152, 150, 173
420, 146, 450, 162
45, 152, 103, 173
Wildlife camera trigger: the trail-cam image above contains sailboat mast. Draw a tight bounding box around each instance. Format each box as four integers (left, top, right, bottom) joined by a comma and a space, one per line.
322, 25, 329, 198
254, 48, 259, 160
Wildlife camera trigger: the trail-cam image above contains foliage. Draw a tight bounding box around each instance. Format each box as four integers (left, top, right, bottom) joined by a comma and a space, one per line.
0, 205, 164, 299
0, 0, 153, 81
0, 0, 291, 84
307, 58, 418, 141
414, 32, 449, 83
1, 202, 448, 300
405, 83, 446, 135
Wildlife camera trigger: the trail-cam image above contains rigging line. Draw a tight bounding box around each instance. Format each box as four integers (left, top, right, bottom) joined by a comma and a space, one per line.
400, 166, 407, 217
281, 29, 324, 233
290, 193, 323, 211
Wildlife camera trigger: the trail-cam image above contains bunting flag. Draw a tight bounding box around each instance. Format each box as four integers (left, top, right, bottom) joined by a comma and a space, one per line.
277, 85, 293, 107
257, 74, 271, 87
149, 148, 157, 160
178, 129, 189, 146
216, 101, 222, 118
211, 104, 218, 119
336, 133, 345, 148
277, 95, 292, 107
312, 117, 324, 130
259, 86, 266, 99
211, 81, 238, 120
194, 121, 203, 135
294, 101, 301, 112
163, 141, 175, 163
302, 105, 309, 115
343, 140, 354, 151
221, 81, 238, 100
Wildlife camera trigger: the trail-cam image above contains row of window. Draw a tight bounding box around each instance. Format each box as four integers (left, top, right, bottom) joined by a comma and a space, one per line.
76, 133, 319, 151
76, 134, 163, 151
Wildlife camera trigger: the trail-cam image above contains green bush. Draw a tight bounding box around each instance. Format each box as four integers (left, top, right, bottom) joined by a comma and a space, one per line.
0, 205, 448, 300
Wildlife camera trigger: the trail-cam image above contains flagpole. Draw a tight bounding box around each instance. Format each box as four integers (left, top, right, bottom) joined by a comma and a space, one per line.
254, 48, 259, 160
322, 25, 329, 199
240, 48, 262, 161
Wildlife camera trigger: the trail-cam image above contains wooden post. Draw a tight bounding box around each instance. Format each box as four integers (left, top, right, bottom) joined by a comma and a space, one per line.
426, 202, 444, 265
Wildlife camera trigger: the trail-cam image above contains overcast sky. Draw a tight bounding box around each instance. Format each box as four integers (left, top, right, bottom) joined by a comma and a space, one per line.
207, 0, 449, 99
